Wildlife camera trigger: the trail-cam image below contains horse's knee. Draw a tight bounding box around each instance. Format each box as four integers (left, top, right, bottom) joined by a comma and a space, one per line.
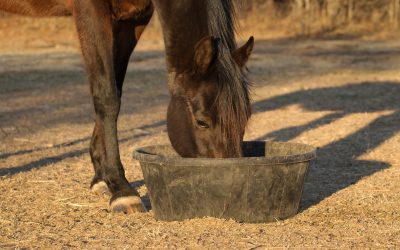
92, 86, 121, 119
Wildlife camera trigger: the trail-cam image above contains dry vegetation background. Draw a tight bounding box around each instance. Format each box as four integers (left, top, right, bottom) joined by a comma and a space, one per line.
241, 0, 400, 38
2, 0, 400, 51
1, 0, 400, 249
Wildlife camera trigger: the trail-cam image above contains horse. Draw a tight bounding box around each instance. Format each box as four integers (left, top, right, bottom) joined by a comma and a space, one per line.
0, 0, 254, 213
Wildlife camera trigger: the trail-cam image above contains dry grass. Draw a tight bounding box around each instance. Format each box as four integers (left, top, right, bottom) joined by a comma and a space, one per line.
1, 13, 400, 249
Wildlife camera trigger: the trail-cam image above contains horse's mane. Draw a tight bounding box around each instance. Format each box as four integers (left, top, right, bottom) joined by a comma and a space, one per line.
206, 0, 251, 155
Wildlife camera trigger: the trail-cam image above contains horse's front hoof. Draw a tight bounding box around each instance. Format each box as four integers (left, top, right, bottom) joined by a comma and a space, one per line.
91, 181, 111, 196
110, 196, 147, 214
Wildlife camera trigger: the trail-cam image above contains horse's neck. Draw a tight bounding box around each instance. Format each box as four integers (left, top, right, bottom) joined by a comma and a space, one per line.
153, 0, 210, 73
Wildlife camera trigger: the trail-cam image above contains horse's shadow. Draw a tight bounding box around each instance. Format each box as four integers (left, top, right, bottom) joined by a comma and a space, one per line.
253, 81, 400, 210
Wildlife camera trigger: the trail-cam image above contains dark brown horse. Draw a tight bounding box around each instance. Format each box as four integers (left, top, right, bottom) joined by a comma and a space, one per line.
0, 0, 254, 213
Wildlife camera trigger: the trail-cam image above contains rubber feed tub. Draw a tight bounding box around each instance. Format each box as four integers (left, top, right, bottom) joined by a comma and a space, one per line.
133, 141, 316, 223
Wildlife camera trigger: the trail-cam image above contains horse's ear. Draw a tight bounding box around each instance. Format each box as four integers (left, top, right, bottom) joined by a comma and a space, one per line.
193, 36, 219, 74
232, 36, 254, 68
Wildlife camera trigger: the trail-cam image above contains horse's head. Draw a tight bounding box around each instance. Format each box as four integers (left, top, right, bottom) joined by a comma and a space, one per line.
167, 36, 254, 158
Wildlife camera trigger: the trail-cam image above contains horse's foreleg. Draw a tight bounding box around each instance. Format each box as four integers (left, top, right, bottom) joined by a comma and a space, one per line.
73, 0, 153, 213
90, 3, 154, 197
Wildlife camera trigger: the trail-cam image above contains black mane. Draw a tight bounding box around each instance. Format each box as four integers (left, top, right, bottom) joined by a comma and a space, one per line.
207, 0, 251, 155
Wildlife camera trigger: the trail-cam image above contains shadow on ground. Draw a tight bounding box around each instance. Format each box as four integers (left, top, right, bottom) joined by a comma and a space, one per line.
3, 37, 400, 137
2, 81, 399, 213
2, 38, 400, 213
0, 120, 166, 177
253, 81, 399, 210
0, 49, 168, 141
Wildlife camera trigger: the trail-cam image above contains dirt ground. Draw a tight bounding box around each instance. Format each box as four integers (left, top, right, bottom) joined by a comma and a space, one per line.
1, 15, 400, 249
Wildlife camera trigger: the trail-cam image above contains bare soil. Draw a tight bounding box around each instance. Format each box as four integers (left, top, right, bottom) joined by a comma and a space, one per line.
1, 15, 400, 249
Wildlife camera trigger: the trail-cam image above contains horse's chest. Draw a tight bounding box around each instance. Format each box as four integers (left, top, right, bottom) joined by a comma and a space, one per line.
111, 0, 151, 20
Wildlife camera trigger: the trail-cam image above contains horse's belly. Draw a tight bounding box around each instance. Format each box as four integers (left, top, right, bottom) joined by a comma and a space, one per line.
111, 0, 152, 20
0, 0, 72, 16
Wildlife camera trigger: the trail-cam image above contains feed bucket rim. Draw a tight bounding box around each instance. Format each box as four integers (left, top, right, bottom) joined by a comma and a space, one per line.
133, 141, 316, 167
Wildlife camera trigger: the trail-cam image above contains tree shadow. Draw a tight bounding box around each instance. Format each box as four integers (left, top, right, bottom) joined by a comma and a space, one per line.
0, 120, 166, 177
0, 137, 90, 160
0, 50, 168, 139
0, 120, 166, 161
252, 81, 399, 210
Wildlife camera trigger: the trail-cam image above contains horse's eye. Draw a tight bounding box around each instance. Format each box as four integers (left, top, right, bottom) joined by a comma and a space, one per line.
196, 120, 210, 129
